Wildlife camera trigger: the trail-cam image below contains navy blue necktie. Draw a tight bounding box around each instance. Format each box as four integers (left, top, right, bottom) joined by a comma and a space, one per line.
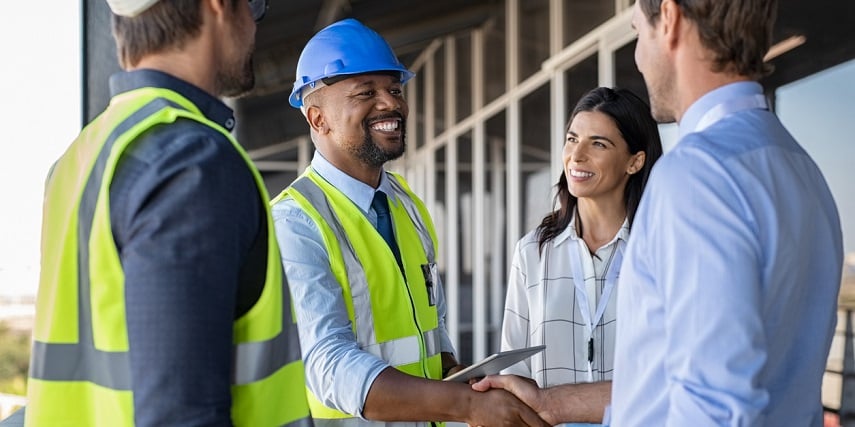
371, 191, 403, 270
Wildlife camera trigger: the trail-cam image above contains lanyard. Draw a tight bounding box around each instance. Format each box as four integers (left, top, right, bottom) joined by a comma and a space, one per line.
567, 238, 623, 381
694, 93, 768, 132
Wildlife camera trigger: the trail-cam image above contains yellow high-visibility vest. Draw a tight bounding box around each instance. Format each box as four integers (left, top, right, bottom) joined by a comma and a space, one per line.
274, 169, 443, 426
26, 86, 311, 427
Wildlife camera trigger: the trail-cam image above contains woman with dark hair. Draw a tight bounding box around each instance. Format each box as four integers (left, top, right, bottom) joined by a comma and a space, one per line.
499, 87, 662, 425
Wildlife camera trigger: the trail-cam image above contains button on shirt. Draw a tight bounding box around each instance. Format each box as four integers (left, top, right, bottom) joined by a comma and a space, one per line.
501, 214, 627, 387
610, 82, 843, 426
272, 152, 455, 417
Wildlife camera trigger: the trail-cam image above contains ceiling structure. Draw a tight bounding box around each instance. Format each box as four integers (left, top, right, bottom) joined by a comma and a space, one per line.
82, 0, 855, 156
251, 0, 503, 99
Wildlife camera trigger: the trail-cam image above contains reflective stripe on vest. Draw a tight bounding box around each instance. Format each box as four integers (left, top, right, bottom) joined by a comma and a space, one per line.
285, 171, 442, 424
314, 419, 427, 427
291, 177, 378, 346
27, 88, 310, 427
232, 317, 303, 385
362, 330, 443, 367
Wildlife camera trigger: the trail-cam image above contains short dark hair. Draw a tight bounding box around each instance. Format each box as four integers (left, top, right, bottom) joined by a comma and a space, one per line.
637, 0, 778, 79
536, 87, 664, 254
111, 0, 238, 69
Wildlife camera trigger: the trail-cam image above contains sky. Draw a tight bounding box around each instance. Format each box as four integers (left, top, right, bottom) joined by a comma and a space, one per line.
0, 2, 81, 297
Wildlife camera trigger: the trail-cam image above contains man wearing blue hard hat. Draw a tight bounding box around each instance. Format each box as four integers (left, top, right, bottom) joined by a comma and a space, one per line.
271, 18, 548, 427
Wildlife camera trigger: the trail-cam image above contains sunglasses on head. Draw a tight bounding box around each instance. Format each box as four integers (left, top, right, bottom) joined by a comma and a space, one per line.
248, 0, 268, 22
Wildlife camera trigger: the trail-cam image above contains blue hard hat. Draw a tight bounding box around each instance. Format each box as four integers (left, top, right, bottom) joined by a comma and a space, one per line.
289, 18, 415, 108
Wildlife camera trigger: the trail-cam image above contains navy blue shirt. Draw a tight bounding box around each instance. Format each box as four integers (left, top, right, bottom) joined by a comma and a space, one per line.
108, 70, 265, 426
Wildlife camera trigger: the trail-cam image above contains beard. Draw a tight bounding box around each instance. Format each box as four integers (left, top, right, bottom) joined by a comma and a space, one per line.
648, 88, 676, 124
644, 64, 677, 124
218, 45, 256, 98
352, 115, 407, 168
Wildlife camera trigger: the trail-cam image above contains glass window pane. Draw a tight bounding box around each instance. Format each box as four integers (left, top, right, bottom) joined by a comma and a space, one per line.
520, 84, 552, 232
434, 44, 446, 138
434, 146, 447, 270
484, 12, 507, 105
564, 2, 614, 47
614, 40, 647, 101
564, 55, 598, 120
457, 130, 474, 363
484, 111, 506, 353
455, 33, 473, 122
412, 67, 426, 150
519, 0, 550, 82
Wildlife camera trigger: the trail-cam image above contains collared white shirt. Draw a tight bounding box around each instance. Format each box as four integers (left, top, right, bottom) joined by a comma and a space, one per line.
501, 213, 629, 387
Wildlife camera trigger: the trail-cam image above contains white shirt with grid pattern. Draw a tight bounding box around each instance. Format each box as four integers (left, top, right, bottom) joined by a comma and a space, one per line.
500, 215, 628, 387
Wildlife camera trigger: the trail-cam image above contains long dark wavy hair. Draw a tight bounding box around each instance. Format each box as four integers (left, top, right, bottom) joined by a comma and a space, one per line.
536, 87, 663, 255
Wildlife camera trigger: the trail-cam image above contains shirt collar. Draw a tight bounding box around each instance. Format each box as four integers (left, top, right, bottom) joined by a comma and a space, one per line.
552, 207, 630, 247
678, 81, 764, 140
310, 151, 397, 213
108, 69, 236, 132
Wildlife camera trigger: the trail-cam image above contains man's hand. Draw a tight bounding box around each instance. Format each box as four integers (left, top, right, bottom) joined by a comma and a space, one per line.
466, 386, 550, 427
473, 375, 611, 425
471, 375, 554, 425
362, 366, 550, 426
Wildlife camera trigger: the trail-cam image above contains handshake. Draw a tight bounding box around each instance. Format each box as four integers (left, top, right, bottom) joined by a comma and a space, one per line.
468, 374, 610, 426
447, 346, 609, 426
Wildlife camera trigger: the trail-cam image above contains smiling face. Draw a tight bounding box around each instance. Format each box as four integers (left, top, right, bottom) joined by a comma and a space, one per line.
563, 111, 644, 203
313, 73, 408, 170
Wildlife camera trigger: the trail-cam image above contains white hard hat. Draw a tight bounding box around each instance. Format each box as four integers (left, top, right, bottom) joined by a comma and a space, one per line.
106, 0, 161, 17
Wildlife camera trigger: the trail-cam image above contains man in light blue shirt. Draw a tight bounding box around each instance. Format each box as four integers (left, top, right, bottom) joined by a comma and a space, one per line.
611, 0, 843, 425
472, 0, 843, 425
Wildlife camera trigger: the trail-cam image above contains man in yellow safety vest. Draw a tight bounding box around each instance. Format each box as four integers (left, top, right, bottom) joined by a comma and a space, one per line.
271, 18, 548, 427
25, 1, 311, 425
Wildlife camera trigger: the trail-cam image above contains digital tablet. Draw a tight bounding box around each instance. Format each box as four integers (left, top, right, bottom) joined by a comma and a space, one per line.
443, 345, 545, 383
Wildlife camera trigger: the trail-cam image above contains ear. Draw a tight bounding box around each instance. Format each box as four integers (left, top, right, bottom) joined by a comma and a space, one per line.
658, 0, 683, 49
627, 151, 646, 175
305, 105, 328, 135
203, 0, 228, 24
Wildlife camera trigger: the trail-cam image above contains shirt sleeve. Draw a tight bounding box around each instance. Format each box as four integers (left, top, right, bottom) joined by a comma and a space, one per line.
111, 121, 260, 426
649, 146, 769, 426
271, 198, 389, 418
500, 237, 532, 377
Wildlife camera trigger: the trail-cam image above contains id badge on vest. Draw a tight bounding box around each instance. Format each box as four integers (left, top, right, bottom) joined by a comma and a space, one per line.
421, 262, 439, 306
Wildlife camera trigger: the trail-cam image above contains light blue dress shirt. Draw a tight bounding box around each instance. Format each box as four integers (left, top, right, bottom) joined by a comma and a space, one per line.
610, 82, 843, 426
272, 152, 455, 418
